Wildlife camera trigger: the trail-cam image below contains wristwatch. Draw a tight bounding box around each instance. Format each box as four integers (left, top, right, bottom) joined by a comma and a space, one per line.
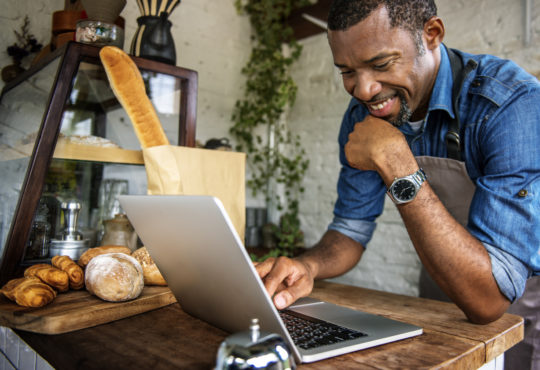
387, 168, 427, 205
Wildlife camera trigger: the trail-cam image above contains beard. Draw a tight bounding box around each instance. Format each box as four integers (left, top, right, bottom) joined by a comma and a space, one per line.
389, 91, 413, 127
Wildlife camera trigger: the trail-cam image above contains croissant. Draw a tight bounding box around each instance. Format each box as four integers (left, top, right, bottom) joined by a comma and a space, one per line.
51, 255, 85, 290
1, 277, 57, 308
24, 264, 69, 292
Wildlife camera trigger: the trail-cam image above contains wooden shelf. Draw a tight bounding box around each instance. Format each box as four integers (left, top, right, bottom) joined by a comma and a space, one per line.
53, 140, 144, 165
287, 0, 331, 40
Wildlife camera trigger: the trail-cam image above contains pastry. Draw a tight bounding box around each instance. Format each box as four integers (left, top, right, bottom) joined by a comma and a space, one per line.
24, 264, 69, 292
78, 245, 132, 268
132, 247, 167, 286
99, 46, 169, 148
52, 255, 85, 290
1, 276, 57, 308
85, 253, 144, 302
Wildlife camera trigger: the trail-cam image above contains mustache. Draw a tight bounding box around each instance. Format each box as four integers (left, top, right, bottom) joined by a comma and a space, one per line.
363, 93, 396, 105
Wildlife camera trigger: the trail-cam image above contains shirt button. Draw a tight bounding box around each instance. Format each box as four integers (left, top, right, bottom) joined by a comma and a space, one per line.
518, 189, 528, 197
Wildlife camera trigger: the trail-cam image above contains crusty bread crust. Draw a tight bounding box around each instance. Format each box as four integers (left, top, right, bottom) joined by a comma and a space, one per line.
132, 247, 167, 286
78, 245, 132, 268
85, 253, 144, 302
99, 46, 169, 148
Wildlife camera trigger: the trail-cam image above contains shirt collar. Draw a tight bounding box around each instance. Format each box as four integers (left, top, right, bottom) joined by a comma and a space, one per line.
428, 44, 455, 119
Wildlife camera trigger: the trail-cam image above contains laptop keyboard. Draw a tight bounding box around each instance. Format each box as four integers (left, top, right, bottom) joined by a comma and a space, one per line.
279, 309, 367, 350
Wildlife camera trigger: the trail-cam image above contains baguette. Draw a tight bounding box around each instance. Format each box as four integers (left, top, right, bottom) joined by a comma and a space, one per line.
1, 277, 57, 307
78, 245, 132, 268
52, 255, 85, 290
99, 46, 169, 148
24, 264, 69, 292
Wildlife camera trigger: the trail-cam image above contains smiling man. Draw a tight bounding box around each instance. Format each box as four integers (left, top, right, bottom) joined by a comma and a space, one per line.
256, 0, 540, 367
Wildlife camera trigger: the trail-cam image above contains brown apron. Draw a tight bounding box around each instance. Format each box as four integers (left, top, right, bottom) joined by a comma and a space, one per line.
415, 155, 540, 369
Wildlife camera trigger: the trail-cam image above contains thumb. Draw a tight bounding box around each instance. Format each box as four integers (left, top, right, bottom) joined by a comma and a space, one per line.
274, 290, 294, 310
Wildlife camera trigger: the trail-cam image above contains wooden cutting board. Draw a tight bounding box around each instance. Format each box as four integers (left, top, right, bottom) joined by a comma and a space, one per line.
0, 286, 176, 334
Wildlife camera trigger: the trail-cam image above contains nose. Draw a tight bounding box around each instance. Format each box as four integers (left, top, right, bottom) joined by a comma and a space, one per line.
351, 71, 382, 102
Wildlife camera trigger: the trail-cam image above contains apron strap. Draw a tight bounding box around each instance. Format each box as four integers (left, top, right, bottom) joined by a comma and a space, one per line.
446, 48, 478, 161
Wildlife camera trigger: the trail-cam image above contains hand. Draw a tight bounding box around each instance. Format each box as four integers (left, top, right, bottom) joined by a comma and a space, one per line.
344, 115, 410, 174
255, 256, 315, 310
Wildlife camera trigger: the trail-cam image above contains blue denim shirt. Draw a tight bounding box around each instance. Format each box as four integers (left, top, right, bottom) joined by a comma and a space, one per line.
328, 45, 540, 302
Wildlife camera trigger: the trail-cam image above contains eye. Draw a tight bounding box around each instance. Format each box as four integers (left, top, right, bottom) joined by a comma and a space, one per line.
339, 69, 354, 77
373, 59, 393, 71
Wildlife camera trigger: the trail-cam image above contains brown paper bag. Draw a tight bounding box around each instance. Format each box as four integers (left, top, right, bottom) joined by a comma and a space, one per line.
143, 146, 246, 241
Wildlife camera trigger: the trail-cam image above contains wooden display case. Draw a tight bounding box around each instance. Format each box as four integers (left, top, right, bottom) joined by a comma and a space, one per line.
0, 42, 198, 284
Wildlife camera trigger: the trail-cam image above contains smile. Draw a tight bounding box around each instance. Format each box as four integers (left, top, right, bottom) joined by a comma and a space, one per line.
369, 97, 393, 111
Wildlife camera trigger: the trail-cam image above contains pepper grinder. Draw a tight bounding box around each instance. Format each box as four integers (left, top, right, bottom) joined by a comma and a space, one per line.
50, 199, 89, 260
60, 200, 84, 241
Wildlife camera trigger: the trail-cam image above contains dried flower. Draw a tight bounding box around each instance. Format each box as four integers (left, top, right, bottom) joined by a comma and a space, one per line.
6, 16, 43, 63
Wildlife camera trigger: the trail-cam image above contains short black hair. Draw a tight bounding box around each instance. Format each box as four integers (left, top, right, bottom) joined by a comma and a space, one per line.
328, 0, 437, 35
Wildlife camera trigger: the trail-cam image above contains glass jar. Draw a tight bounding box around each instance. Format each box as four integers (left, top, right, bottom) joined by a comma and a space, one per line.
75, 20, 124, 48
26, 203, 51, 259
100, 213, 137, 251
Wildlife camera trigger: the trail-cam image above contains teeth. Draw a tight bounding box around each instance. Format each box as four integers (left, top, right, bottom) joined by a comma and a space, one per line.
370, 98, 391, 111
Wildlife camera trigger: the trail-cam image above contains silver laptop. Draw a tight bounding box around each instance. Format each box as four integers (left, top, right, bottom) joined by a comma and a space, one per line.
119, 195, 422, 363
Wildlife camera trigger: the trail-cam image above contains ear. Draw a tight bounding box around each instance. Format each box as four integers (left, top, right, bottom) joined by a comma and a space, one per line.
423, 16, 445, 50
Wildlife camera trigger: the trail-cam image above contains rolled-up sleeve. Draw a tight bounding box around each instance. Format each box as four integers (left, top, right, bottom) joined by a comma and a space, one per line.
484, 241, 531, 302
327, 216, 377, 247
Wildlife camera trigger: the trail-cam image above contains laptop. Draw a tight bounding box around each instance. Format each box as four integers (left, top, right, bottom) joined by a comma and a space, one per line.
119, 195, 422, 363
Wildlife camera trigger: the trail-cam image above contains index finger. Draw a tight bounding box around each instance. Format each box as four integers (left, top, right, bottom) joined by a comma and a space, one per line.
259, 257, 297, 299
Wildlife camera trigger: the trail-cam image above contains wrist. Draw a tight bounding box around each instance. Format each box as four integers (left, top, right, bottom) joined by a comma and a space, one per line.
375, 146, 419, 187
296, 255, 319, 280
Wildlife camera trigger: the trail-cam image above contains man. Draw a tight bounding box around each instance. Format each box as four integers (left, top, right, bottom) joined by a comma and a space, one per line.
257, 0, 539, 366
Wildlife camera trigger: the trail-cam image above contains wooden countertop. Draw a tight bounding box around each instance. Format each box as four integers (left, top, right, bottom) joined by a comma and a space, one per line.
16, 281, 523, 369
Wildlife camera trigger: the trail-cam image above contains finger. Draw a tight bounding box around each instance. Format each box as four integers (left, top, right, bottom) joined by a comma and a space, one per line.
254, 257, 276, 279
261, 257, 296, 298
273, 276, 313, 309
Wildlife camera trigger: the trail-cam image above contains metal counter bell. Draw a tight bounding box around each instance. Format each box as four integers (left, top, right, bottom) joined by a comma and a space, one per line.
215, 318, 296, 370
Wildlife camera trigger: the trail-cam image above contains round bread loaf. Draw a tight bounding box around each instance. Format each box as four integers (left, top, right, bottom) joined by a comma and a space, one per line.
131, 247, 167, 286
78, 245, 132, 268
85, 253, 144, 302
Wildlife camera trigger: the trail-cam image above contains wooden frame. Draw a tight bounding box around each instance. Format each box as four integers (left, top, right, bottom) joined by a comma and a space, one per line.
0, 42, 198, 284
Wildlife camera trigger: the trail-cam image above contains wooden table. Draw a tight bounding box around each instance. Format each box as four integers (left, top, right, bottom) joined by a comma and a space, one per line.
15, 281, 523, 369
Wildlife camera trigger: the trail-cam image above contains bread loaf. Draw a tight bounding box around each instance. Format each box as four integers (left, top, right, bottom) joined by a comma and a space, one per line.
85, 253, 144, 302
52, 255, 85, 290
24, 264, 69, 292
78, 245, 132, 268
132, 247, 167, 286
99, 46, 169, 148
1, 277, 57, 308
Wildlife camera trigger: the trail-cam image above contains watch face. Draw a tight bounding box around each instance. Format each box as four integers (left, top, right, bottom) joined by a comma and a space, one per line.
391, 179, 417, 202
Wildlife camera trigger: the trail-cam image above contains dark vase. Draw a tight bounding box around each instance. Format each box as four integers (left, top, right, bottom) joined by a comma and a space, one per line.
130, 13, 176, 65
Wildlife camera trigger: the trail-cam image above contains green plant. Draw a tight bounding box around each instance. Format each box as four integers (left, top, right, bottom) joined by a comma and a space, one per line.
232, 0, 310, 259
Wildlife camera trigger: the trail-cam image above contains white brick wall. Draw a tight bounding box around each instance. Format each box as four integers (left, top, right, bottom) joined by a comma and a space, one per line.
1, 0, 538, 298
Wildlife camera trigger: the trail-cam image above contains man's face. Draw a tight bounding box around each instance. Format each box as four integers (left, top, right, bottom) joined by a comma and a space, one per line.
328, 6, 437, 125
